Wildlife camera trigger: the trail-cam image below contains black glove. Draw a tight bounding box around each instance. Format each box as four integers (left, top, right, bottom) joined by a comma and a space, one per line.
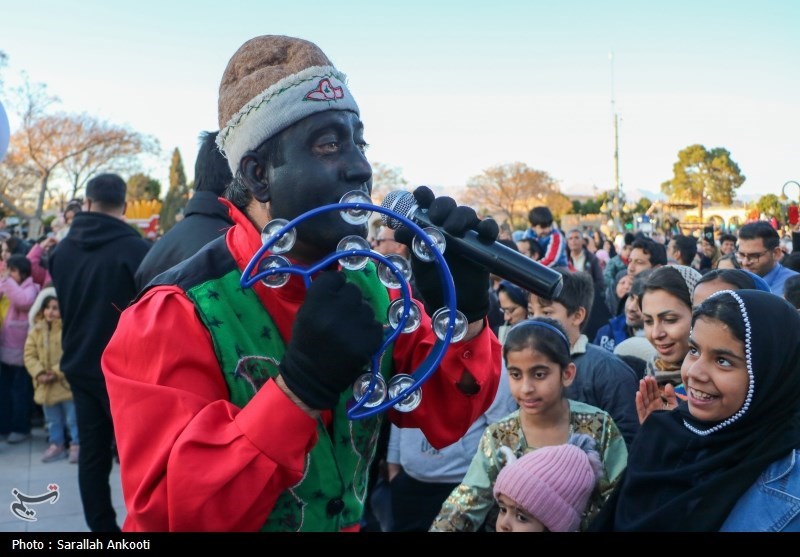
279, 271, 384, 410
395, 186, 498, 323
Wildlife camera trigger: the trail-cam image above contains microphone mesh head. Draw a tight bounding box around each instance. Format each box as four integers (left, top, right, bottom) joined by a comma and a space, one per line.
380, 190, 415, 229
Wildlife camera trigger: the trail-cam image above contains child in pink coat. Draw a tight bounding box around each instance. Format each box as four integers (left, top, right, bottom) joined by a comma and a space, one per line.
0, 254, 41, 442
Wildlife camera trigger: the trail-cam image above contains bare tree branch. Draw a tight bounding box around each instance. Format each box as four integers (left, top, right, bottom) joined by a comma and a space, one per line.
462, 162, 562, 229
0, 76, 161, 236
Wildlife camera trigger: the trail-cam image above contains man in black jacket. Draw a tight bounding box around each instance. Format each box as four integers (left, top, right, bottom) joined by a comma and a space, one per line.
135, 131, 233, 290
566, 228, 607, 340
49, 173, 150, 532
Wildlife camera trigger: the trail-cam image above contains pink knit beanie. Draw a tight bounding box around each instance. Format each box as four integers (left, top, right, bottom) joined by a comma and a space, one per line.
493, 434, 602, 532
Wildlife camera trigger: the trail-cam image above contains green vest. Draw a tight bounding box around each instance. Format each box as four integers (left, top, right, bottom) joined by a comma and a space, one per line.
183, 247, 393, 531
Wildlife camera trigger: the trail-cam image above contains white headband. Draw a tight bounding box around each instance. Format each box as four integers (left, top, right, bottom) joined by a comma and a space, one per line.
217, 65, 360, 174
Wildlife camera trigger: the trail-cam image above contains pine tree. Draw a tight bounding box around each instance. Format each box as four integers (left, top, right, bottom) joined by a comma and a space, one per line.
160, 148, 189, 232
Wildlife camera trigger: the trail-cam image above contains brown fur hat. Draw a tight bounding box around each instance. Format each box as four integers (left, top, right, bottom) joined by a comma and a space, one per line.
216, 35, 359, 174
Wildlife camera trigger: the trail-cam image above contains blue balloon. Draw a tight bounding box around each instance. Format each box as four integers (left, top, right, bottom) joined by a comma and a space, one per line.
0, 100, 9, 163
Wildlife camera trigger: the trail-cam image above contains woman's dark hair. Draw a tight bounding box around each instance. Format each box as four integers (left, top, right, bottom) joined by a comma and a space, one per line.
502, 316, 571, 369
39, 295, 58, 316
606, 241, 617, 259
497, 280, 528, 308
3, 236, 22, 254
715, 252, 741, 269
624, 232, 636, 246
692, 293, 746, 345
695, 269, 755, 291
784, 275, 800, 309
65, 200, 83, 214
6, 254, 31, 280
639, 265, 692, 311
782, 252, 800, 273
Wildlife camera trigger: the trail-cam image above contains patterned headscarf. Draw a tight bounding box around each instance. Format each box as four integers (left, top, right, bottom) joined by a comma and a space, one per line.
669, 264, 702, 295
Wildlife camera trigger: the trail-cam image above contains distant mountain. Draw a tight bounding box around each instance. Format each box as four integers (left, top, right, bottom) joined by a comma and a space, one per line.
624, 188, 667, 202
626, 189, 760, 204
443, 183, 759, 206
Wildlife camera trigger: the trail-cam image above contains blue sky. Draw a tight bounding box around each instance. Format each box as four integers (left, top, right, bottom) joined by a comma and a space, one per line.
1, 0, 798, 201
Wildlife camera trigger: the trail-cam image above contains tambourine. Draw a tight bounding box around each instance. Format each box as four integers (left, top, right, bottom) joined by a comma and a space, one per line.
240, 191, 463, 420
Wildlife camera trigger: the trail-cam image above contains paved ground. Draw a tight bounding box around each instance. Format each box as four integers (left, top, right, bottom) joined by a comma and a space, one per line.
0, 424, 126, 532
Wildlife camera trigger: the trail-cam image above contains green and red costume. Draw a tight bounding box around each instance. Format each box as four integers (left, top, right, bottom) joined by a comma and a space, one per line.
102, 200, 501, 531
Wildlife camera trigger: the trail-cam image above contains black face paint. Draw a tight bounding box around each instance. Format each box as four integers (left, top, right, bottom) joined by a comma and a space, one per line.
266, 110, 372, 263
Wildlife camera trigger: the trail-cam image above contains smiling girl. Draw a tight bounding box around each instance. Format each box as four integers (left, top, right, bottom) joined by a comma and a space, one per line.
430, 317, 628, 532
591, 290, 800, 531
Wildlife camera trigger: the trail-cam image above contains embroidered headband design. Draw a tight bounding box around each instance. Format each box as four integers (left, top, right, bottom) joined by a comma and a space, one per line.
305, 78, 344, 101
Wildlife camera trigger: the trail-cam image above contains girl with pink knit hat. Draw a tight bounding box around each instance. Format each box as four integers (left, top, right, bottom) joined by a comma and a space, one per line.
493, 434, 602, 532
430, 318, 628, 532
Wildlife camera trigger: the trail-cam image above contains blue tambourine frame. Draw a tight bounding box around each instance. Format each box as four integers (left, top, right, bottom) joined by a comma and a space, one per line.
240, 201, 458, 420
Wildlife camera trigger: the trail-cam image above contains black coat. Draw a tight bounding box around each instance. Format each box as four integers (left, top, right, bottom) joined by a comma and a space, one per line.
569, 247, 608, 340
134, 192, 233, 291
49, 212, 150, 383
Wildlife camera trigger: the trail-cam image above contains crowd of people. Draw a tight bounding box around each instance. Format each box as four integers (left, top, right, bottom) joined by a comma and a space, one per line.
0, 33, 799, 534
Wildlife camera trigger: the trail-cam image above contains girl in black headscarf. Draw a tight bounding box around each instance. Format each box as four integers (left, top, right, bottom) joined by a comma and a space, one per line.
590, 290, 800, 531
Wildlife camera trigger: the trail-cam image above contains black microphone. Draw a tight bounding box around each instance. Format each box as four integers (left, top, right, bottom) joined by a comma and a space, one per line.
381, 190, 563, 299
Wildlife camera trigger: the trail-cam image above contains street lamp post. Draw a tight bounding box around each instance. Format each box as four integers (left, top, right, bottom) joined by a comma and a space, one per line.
782, 181, 800, 203
610, 52, 622, 232
782, 181, 800, 229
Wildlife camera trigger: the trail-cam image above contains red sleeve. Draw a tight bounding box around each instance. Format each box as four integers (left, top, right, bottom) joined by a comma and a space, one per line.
102, 286, 319, 532
539, 230, 562, 267
388, 306, 502, 449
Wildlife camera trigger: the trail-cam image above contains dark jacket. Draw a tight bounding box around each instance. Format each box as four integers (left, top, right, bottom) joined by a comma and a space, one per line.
569, 247, 608, 341
135, 192, 233, 291
48, 212, 150, 383
567, 342, 640, 448
592, 313, 630, 353
569, 247, 605, 296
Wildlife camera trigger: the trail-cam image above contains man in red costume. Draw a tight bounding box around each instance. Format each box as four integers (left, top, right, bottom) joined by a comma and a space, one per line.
101, 35, 501, 532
